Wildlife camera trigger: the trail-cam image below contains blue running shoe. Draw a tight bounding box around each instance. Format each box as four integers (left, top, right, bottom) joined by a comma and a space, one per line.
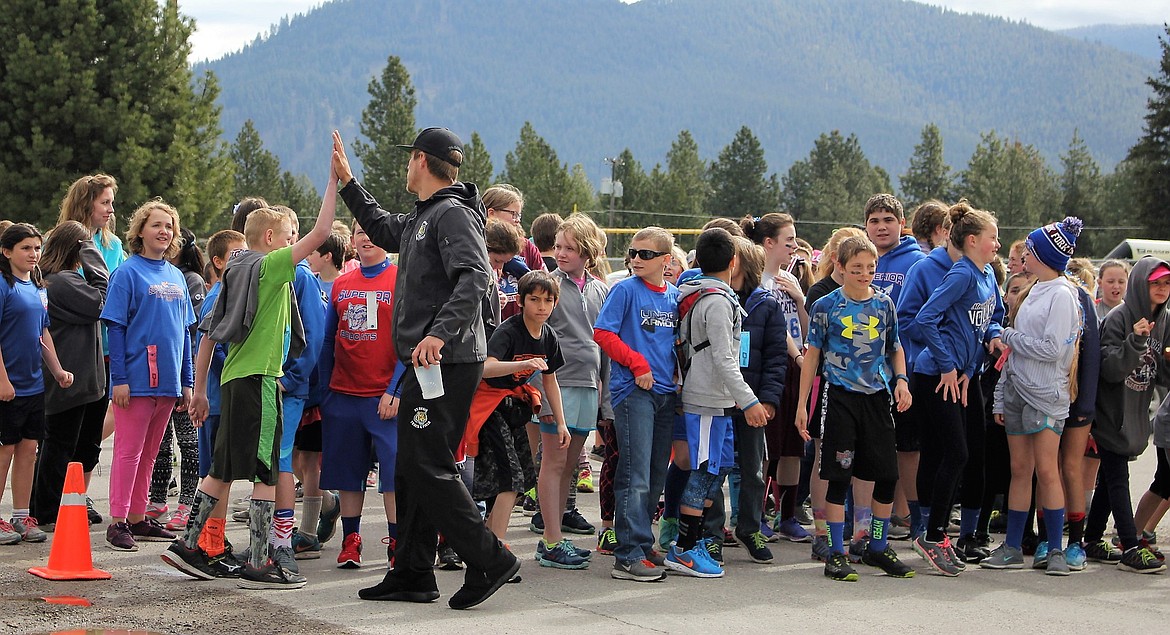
1065, 542, 1087, 571
1032, 541, 1050, 570
665, 543, 724, 578
759, 520, 779, 543
776, 517, 812, 543
536, 539, 589, 569
563, 538, 592, 560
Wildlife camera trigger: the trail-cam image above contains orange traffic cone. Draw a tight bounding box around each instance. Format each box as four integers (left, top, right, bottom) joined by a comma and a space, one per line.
28, 461, 111, 580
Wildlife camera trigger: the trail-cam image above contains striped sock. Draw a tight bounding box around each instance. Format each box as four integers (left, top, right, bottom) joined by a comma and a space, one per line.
273, 509, 294, 549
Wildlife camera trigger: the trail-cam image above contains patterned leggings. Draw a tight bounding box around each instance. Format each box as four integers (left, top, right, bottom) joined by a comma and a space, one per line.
598, 421, 618, 522
149, 409, 199, 507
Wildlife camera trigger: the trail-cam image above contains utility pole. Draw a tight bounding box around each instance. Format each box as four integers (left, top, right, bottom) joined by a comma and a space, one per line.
603, 156, 624, 228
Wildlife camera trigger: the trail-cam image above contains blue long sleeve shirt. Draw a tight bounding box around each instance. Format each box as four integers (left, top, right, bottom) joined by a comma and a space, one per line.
280, 260, 325, 398
897, 246, 955, 373
913, 256, 1004, 378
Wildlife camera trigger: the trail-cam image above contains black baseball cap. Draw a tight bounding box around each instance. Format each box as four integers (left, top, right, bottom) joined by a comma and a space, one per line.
396, 127, 463, 167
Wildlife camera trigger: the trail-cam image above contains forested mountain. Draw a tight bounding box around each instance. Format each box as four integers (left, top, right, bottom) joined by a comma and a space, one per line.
198, 0, 1155, 184
1060, 24, 1165, 62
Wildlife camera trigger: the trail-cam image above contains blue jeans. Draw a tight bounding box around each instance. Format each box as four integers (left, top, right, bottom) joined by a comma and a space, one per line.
612, 389, 675, 563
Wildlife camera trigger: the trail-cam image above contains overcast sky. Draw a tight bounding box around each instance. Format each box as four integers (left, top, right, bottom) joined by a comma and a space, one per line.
180, 0, 1170, 62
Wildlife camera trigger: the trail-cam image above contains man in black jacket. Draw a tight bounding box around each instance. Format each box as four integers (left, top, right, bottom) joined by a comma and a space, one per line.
330, 128, 519, 610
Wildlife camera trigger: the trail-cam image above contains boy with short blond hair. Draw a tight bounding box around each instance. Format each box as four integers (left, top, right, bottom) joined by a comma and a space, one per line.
161, 161, 337, 590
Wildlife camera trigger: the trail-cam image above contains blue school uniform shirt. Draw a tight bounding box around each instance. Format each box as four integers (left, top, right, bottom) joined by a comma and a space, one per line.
913, 256, 1005, 378
101, 255, 196, 397
594, 275, 679, 406
197, 281, 228, 415
807, 287, 900, 395
0, 278, 50, 396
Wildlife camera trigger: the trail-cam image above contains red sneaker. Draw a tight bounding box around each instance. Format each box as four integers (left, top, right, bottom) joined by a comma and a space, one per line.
338, 532, 362, 569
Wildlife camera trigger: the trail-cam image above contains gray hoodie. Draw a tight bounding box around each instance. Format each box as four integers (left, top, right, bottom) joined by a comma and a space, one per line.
1093, 256, 1170, 458
678, 276, 759, 415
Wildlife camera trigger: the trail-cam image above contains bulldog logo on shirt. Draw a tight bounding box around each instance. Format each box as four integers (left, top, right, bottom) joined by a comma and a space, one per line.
415, 220, 429, 241
344, 303, 370, 332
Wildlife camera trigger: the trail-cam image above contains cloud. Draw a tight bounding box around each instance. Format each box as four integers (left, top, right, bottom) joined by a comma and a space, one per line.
179, 0, 1170, 62
923, 1, 1170, 30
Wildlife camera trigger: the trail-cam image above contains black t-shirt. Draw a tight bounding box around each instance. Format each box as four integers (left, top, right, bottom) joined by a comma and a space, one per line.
806, 276, 841, 310
484, 314, 565, 389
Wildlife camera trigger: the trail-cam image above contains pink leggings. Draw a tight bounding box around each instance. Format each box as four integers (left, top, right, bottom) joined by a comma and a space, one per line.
109, 396, 177, 519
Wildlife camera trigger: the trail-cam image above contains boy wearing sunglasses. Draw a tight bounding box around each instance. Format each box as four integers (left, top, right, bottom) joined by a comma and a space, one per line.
594, 227, 680, 582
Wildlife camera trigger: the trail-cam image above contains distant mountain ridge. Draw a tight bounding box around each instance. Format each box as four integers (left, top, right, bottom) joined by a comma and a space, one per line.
198, 0, 1156, 187
1059, 24, 1165, 62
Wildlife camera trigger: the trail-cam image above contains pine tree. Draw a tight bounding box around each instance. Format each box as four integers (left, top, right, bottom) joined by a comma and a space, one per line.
352, 54, 417, 215
231, 120, 283, 202
461, 132, 494, 188
657, 130, 710, 228
780, 131, 891, 246
500, 122, 591, 220
708, 126, 778, 218
1125, 25, 1170, 240
0, 0, 233, 229
1059, 130, 1106, 256
959, 131, 1059, 239
899, 124, 953, 207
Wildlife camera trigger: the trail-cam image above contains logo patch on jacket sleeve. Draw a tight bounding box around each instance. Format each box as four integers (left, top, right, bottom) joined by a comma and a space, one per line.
411, 407, 431, 429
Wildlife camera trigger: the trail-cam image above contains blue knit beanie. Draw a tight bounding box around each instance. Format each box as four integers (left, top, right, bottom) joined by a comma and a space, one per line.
1025, 216, 1082, 272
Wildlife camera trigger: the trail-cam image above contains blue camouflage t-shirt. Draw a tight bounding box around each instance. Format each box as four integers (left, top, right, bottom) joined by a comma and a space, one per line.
807, 287, 900, 395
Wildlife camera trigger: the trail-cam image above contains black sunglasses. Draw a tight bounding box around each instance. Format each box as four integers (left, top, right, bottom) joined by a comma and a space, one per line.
628, 248, 669, 261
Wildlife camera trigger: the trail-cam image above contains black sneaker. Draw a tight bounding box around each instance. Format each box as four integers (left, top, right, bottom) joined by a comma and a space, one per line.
160, 542, 218, 580
529, 511, 545, 535
562, 508, 595, 535
129, 518, 177, 542
957, 534, 991, 563
437, 541, 463, 570
237, 560, 308, 589
208, 549, 245, 578
824, 553, 859, 582
86, 497, 103, 525
448, 553, 521, 610
861, 545, 916, 578
848, 536, 870, 564
1084, 539, 1123, 564
359, 571, 440, 602
735, 530, 775, 564
1119, 546, 1167, 574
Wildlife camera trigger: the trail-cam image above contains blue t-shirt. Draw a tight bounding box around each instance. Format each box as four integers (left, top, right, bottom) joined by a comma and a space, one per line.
913, 256, 1005, 378
0, 278, 50, 396
807, 287, 900, 395
101, 255, 196, 397
197, 282, 228, 415
594, 276, 679, 406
